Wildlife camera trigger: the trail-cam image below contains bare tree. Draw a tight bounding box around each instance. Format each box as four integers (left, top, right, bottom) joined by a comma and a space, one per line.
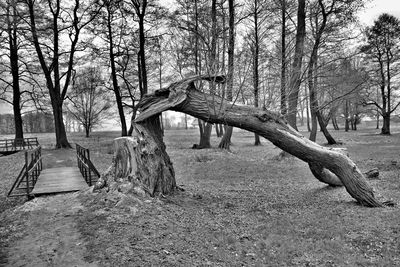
361, 13, 400, 135
26, 0, 100, 148
93, 0, 130, 136
67, 67, 111, 137
0, 0, 24, 139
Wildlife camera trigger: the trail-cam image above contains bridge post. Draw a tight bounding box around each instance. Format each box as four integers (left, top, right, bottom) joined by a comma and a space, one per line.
24, 151, 29, 198
87, 149, 92, 186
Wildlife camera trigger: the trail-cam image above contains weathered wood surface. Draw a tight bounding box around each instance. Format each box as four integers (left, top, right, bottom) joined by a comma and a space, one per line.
31, 167, 88, 195
96, 119, 176, 197
134, 75, 388, 207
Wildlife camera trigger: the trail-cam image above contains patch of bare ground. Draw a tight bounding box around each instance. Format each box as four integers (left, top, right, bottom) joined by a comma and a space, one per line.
0, 139, 112, 266
1, 127, 400, 266
1, 193, 97, 267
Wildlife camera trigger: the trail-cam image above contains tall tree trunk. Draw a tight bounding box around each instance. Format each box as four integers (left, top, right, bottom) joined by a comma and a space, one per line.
135, 75, 387, 207
198, 0, 218, 148
305, 83, 311, 132
192, 0, 211, 148
309, 59, 318, 141
280, 0, 287, 116
8, 2, 24, 139
345, 100, 350, 132
317, 111, 336, 144
107, 4, 127, 136
219, 0, 235, 150
308, 2, 336, 144
253, 0, 261, 146
27, 0, 82, 148
134, 0, 148, 95
381, 50, 392, 135
287, 0, 306, 129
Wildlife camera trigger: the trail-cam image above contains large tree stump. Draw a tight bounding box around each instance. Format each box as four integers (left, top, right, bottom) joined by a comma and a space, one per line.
132, 75, 391, 207
96, 116, 176, 196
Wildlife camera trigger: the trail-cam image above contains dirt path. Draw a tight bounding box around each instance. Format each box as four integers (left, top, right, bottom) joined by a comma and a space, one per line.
5, 193, 97, 267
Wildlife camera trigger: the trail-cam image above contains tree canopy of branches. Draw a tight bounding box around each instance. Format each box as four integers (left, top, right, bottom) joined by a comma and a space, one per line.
67, 67, 112, 137
26, 0, 100, 148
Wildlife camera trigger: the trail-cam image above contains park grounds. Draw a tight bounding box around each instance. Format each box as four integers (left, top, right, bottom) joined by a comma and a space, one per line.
0, 125, 399, 266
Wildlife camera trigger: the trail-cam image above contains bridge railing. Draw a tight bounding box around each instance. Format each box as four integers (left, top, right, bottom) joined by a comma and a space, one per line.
0, 137, 39, 153
7, 146, 42, 198
76, 144, 100, 186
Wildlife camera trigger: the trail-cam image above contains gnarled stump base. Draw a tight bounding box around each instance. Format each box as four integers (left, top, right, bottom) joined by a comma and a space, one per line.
95, 116, 176, 197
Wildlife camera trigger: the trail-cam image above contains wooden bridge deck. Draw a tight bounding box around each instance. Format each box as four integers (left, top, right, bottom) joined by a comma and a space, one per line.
31, 167, 88, 195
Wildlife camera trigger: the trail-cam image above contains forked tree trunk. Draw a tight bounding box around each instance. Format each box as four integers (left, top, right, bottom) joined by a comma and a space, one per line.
134, 75, 387, 207
317, 112, 336, 145
97, 115, 176, 196
196, 121, 212, 149
53, 103, 71, 148
219, 125, 233, 149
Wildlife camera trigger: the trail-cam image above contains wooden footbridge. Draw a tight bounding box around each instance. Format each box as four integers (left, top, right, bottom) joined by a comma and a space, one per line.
7, 144, 100, 198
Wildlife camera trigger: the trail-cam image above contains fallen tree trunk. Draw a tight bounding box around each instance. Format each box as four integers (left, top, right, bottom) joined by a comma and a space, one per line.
134, 75, 387, 207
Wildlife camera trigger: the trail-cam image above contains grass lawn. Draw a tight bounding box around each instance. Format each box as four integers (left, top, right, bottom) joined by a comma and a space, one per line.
0, 125, 400, 266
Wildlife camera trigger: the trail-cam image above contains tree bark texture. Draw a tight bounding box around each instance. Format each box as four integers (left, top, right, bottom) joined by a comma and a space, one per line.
280, 0, 287, 116
106, 3, 127, 136
219, 0, 235, 149
252, 0, 261, 146
317, 111, 336, 144
7, 2, 24, 140
381, 113, 390, 135
287, 0, 306, 129
307, 0, 336, 145
97, 116, 176, 196
135, 75, 386, 207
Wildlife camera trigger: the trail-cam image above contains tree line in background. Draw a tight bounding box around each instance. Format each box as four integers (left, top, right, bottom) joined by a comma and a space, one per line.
0, 112, 53, 134
0, 0, 399, 149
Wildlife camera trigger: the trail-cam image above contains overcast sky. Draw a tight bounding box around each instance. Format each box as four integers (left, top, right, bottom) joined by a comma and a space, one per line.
358, 0, 400, 25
